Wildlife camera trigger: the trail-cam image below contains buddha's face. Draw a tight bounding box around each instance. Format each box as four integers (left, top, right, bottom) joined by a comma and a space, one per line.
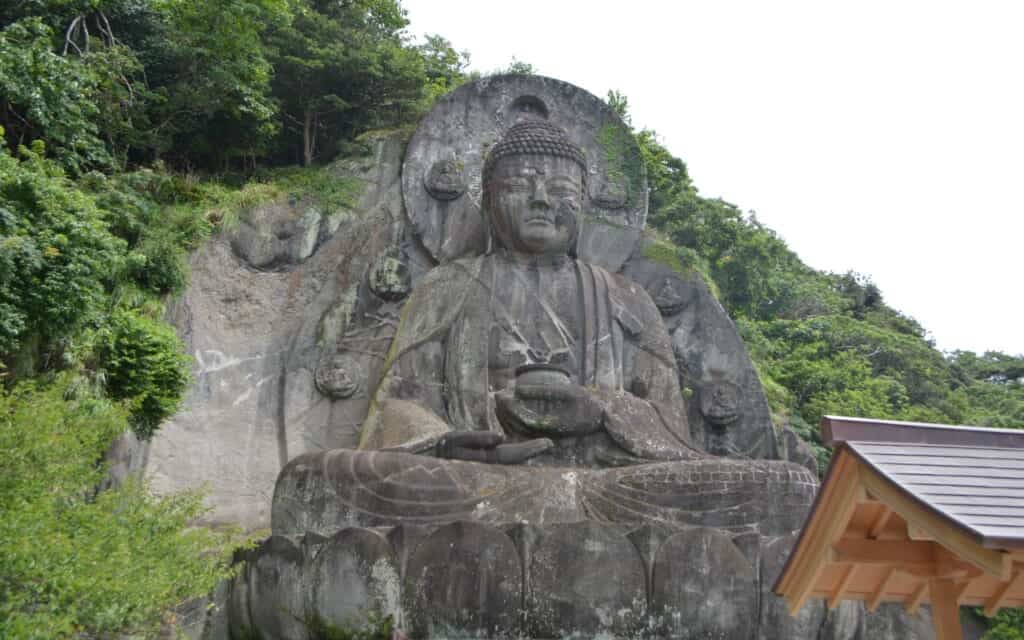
486, 154, 583, 255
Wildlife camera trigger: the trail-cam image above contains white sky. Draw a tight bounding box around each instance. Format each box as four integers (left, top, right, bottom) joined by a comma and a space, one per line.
403, 0, 1024, 356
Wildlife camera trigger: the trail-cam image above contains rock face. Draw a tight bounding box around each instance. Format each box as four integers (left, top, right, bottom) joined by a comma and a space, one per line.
143, 132, 409, 528
140, 75, 937, 639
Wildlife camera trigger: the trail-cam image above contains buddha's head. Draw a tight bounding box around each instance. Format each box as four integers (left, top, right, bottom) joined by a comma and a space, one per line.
482, 120, 586, 256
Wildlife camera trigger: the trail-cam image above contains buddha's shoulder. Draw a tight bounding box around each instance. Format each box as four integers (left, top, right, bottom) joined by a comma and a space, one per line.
407, 256, 486, 300
590, 264, 659, 307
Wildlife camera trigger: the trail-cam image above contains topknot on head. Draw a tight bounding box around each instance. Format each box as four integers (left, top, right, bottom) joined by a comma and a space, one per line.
483, 119, 587, 186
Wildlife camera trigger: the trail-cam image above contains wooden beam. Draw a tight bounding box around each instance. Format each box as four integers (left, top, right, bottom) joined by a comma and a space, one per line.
868, 567, 899, 612
832, 539, 937, 566
784, 453, 866, 616
908, 524, 936, 541
869, 505, 893, 539
858, 466, 1011, 581
829, 564, 858, 610
955, 580, 972, 605
984, 571, 1024, 617
931, 578, 964, 640
906, 581, 928, 615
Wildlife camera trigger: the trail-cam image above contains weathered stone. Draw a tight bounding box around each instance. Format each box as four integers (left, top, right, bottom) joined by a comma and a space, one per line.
650, 527, 757, 639
226, 547, 257, 636
308, 527, 401, 632
527, 522, 646, 638
759, 533, 827, 640
778, 423, 820, 475
821, 599, 864, 639
404, 521, 522, 638
146, 130, 408, 531
99, 429, 148, 491
242, 536, 308, 640
230, 200, 323, 270
622, 253, 779, 460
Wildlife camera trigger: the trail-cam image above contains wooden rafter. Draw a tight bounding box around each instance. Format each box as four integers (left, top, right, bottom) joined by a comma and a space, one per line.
906, 581, 928, 615
984, 570, 1024, 617
868, 567, 899, 613
868, 505, 893, 539
858, 466, 1011, 581
828, 564, 858, 610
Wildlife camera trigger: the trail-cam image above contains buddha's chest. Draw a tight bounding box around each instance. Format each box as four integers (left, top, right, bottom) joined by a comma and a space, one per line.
486, 261, 580, 389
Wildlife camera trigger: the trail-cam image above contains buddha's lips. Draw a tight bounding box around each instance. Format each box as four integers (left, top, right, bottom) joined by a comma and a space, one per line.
525, 215, 555, 225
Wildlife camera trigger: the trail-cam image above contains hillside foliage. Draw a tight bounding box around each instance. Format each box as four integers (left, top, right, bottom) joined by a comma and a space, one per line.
0, 1, 1021, 636
612, 92, 1023, 636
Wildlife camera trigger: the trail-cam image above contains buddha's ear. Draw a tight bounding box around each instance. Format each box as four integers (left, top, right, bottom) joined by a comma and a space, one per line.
568, 184, 586, 259
480, 182, 494, 255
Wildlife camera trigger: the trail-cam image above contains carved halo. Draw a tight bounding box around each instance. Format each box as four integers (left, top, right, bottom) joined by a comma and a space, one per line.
401, 74, 648, 268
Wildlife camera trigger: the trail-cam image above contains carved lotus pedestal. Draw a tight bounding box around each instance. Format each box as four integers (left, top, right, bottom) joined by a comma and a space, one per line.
223, 450, 837, 639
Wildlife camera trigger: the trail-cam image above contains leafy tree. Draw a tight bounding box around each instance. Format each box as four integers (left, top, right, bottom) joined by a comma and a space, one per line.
633, 127, 693, 215
0, 19, 114, 173
267, 0, 428, 166
0, 139, 124, 371
136, 0, 284, 169
417, 34, 470, 107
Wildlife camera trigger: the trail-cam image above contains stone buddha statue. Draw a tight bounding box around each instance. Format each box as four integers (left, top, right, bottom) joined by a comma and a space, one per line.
272, 114, 814, 535
357, 118, 700, 468
233, 77, 907, 640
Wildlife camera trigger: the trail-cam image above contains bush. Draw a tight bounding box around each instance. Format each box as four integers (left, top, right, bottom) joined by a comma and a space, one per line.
96, 310, 190, 438
128, 233, 190, 295
984, 609, 1024, 639
0, 379, 239, 638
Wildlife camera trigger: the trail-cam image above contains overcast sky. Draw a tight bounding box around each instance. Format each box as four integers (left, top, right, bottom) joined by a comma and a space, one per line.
402, 0, 1024, 356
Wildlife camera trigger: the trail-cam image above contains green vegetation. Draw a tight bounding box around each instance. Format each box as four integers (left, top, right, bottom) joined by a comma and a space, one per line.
611, 91, 1023, 637
984, 610, 1024, 640
611, 89, 1024, 442
596, 121, 644, 210
304, 609, 395, 640
0, 379, 242, 638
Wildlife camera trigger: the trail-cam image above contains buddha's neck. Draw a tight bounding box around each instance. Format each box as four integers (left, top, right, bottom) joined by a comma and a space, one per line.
492, 247, 572, 269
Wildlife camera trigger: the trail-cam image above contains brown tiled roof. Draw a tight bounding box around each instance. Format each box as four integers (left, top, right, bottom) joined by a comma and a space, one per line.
825, 416, 1024, 549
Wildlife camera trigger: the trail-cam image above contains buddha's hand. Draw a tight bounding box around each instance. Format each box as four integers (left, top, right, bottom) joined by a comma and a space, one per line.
495, 383, 605, 437
435, 430, 553, 465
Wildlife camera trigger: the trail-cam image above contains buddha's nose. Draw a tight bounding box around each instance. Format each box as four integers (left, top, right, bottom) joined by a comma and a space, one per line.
530, 181, 550, 208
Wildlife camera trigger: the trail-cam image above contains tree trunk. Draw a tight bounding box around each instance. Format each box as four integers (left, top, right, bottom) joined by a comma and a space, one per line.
303, 108, 316, 167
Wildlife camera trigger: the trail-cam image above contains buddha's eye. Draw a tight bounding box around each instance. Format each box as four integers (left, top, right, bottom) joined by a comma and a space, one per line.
547, 181, 580, 198
501, 177, 530, 190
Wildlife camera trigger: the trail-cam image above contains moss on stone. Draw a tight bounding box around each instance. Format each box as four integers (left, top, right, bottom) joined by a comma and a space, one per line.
304, 609, 395, 640
641, 239, 723, 301
595, 122, 644, 209
642, 240, 687, 275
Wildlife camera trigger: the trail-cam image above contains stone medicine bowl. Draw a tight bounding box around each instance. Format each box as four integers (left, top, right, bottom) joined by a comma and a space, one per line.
515, 364, 572, 387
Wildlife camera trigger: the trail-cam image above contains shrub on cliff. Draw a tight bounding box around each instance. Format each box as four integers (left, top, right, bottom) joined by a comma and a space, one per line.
0, 379, 240, 639
96, 309, 190, 439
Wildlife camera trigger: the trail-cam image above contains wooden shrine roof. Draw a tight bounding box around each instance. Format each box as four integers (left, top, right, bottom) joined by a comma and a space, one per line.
774, 416, 1024, 619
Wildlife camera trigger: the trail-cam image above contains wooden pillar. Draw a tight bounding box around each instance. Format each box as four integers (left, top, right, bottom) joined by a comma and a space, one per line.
930, 578, 964, 640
